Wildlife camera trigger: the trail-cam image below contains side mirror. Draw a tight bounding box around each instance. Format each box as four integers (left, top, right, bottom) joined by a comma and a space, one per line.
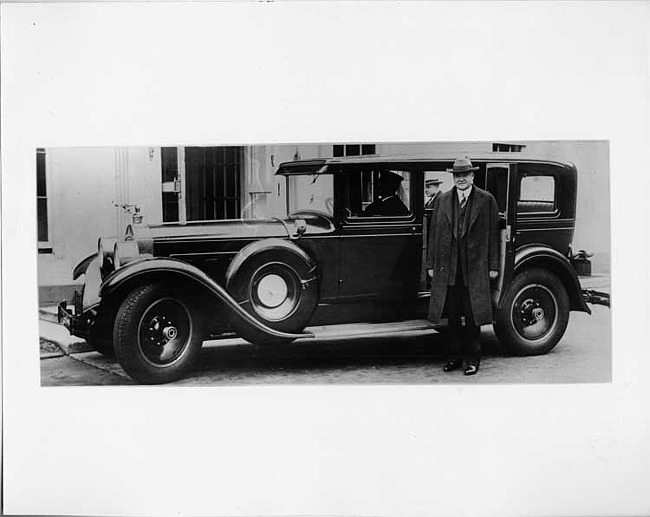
293, 218, 307, 239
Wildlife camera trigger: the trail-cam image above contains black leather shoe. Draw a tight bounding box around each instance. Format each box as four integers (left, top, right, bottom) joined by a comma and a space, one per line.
464, 364, 479, 376
443, 359, 463, 372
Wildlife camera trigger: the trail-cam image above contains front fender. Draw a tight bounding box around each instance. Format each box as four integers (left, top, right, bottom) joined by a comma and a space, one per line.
514, 245, 591, 313
100, 257, 312, 340
225, 237, 316, 286
73, 253, 98, 280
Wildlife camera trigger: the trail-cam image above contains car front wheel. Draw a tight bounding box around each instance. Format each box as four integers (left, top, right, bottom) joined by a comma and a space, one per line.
494, 268, 570, 356
113, 283, 204, 384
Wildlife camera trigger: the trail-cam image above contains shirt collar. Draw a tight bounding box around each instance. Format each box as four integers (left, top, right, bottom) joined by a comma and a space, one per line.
456, 185, 473, 201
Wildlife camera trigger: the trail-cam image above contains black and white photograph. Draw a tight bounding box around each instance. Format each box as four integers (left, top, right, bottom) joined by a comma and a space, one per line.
38, 141, 611, 386
3, 2, 649, 517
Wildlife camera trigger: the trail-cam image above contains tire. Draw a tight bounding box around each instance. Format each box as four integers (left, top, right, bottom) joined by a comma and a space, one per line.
87, 308, 117, 356
494, 268, 570, 356
227, 249, 318, 345
86, 335, 114, 356
113, 283, 204, 384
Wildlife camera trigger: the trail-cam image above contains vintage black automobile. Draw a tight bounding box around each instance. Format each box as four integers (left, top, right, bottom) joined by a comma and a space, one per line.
59, 153, 599, 383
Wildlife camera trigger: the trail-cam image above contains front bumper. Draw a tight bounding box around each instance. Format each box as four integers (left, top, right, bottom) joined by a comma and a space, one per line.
58, 291, 94, 339
58, 255, 102, 339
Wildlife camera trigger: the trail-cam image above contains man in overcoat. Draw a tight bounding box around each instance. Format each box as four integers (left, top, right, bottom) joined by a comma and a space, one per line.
426, 157, 500, 375
424, 177, 442, 210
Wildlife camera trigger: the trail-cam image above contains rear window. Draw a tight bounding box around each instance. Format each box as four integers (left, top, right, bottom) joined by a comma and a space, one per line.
518, 174, 556, 214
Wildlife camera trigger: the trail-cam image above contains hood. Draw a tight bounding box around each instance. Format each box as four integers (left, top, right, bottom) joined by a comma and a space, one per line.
127, 212, 335, 248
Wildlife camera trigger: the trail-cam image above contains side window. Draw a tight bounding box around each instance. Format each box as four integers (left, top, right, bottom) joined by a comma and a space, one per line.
423, 169, 453, 209
518, 174, 556, 214
344, 166, 412, 219
286, 174, 334, 216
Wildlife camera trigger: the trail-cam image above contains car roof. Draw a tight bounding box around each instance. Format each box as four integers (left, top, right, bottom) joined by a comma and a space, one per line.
276, 152, 575, 175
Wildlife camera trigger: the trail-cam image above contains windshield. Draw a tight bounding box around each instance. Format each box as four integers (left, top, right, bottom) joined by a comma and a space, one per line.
286, 174, 334, 216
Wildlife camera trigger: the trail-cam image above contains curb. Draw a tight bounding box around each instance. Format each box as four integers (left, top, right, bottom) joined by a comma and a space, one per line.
39, 306, 59, 324
39, 319, 92, 356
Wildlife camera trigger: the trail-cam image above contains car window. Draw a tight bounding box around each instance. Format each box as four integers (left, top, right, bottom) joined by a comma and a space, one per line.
286, 173, 334, 216
518, 174, 556, 214
344, 166, 412, 218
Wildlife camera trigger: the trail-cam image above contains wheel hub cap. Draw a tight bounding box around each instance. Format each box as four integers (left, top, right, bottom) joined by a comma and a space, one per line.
139, 299, 191, 366
163, 325, 178, 340
257, 274, 289, 308
512, 285, 558, 341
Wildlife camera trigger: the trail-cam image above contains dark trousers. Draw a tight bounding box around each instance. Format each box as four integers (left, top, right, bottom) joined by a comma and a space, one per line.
445, 272, 481, 366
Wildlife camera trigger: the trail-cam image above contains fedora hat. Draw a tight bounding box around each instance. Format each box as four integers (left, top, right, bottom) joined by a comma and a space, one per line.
447, 156, 479, 174
425, 178, 442, 186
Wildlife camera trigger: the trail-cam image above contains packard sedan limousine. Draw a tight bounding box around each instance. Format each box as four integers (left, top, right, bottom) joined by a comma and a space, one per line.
59, 153, 596, 384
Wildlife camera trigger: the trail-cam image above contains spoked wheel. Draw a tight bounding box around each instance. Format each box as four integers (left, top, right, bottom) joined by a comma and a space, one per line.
495, 268, 570, 356
114, 284, 204, 384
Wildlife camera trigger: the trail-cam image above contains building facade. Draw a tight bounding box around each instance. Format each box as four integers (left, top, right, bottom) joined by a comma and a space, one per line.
37, 141, 610, 276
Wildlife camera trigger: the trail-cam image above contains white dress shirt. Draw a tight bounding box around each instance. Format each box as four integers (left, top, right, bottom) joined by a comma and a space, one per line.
456, 185, 473, 204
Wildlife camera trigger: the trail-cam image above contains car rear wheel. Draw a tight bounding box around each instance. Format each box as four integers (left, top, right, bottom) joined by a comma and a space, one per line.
495, 268, 570, 356
227, 250, 318, 345
113, 283, 204, 384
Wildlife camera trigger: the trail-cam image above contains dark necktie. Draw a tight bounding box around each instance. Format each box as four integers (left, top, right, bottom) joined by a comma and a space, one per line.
458, 193, 468, 235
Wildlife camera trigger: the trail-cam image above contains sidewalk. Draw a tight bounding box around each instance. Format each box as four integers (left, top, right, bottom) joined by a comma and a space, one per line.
578, 274, 610, 292
38, 254, 83, 306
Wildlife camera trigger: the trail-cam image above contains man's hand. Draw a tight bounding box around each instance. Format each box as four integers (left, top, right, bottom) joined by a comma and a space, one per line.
427, 269, 433, 278
489, 270, 499, 280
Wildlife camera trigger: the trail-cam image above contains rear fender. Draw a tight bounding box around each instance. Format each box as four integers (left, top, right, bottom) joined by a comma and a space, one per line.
513, 245, 591, 314
100, 257, 312, 340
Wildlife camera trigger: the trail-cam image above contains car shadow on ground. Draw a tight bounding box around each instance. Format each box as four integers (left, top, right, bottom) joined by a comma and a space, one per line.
192, 329, 507, 378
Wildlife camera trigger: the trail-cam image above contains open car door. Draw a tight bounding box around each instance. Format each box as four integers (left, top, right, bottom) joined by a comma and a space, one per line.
485, 162, 517, 307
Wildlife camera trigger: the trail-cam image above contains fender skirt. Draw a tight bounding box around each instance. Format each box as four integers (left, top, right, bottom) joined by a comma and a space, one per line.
100, 257, 313, 341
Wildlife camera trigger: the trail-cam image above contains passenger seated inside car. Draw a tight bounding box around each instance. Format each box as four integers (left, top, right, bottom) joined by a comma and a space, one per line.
364, 170, 409, 216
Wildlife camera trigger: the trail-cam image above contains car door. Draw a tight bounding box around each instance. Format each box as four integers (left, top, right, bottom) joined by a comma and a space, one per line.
484, 162, 518, 305
335, 163, 421, 301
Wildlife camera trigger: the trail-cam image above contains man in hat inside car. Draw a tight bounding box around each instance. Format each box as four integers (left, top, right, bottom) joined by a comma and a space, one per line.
426, 157, 499, 375
424, 177, 443, 210
364, 170, 410, 217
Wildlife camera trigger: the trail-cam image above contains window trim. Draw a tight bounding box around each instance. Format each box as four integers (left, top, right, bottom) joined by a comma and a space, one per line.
161, 146, 245, 224
338, 164, 415, 225
516, 171, 560, 219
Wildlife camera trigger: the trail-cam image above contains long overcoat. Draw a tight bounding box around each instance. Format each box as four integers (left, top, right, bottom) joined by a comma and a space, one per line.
426, 186, 500, 325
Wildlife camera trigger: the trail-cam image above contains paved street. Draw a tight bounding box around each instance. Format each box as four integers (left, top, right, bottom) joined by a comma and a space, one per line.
40, 304, 610, 386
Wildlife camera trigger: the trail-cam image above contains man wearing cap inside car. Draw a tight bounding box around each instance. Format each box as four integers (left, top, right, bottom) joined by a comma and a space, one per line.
426, 157, 499, 376
364, 170, 410, 217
